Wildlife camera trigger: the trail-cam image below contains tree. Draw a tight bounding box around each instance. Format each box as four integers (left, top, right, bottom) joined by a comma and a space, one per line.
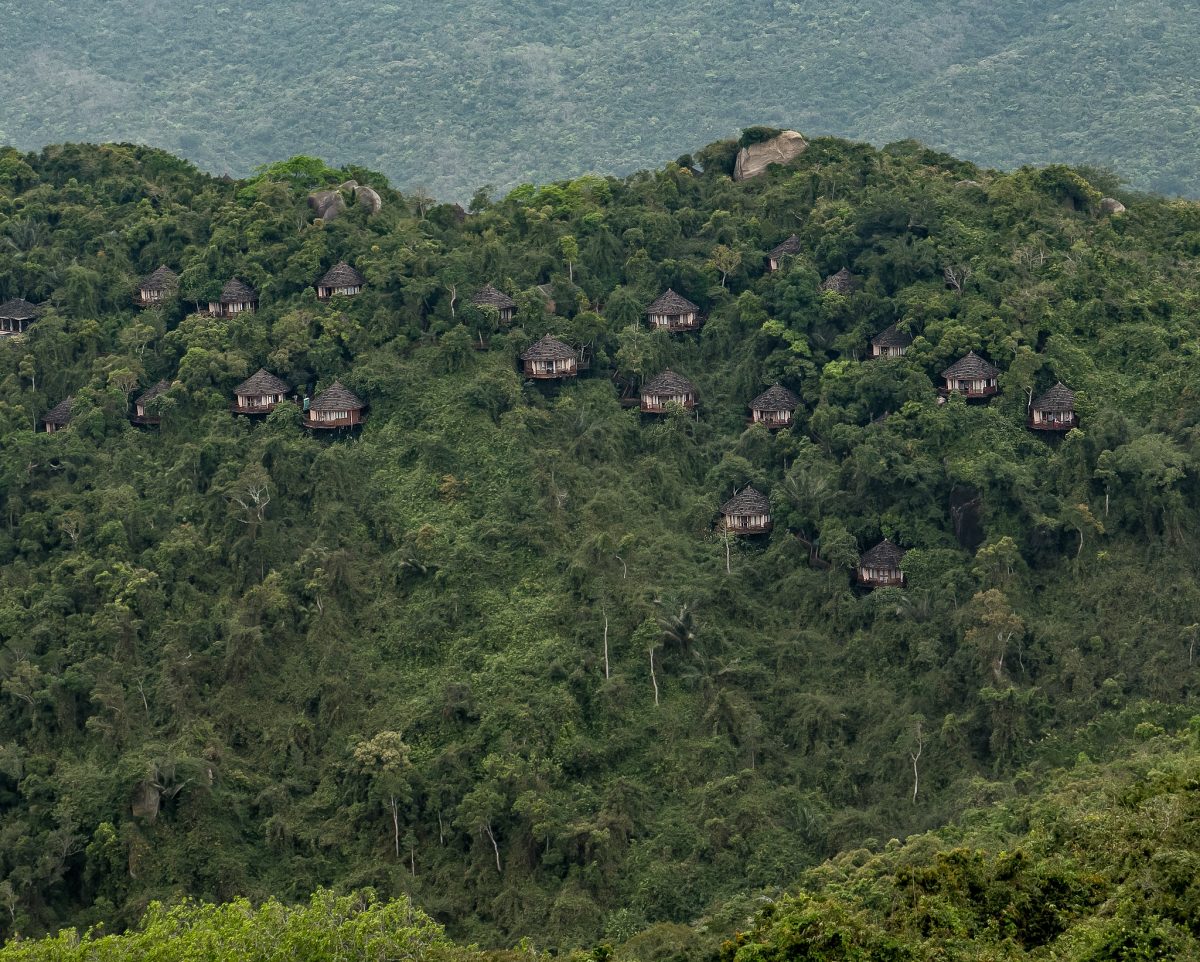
351, 732, 414, 860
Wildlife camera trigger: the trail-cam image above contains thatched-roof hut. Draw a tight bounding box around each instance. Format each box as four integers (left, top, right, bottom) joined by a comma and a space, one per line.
137, 266, 178, 306
232, 369, 290, 415
519, 335, 578, 379
209, 278, 257, 316
316, 263, 365, 300
720, 486, 772, 535
820, 268, 854, 294
640, 371, 697, 413
472, 284, 516, 323
133, 380, 171, 426
870, 324, 912, 358
42, 397, 74, 433
942, 352, 1000, 398
767, 235, 802, 272
749, 384, 799, 428
857, 539, 905, 588
1029, 382, 1077, 431
0, 298, 39, 335
646, 289, 701, 332
304, 381, 365, 430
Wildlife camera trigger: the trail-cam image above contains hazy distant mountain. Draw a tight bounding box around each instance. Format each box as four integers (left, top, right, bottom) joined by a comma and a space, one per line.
0, 0, 1192, 197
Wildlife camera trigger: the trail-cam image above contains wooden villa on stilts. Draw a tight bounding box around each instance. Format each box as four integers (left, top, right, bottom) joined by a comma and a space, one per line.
232, 369, 290, 415
640, 371, 697, 414
136, 266, 178, 306
210, 278, 257, 317
316, 263, 365, 300
0, 298, 40, 335
646, 289, 702, 332
520, 335, 578, 379
304, 381, 365, 430
767, 235, 801, 272
41, 397, 73, 433
870, 324, 912, 358
941, 351, 1000, 399
132, 380, 171, 427
748, 384, 799, 428
719, 486, 772, 535
1028, 382, 1077, 431
472, 284, 516, 324
856, 539, 906, 588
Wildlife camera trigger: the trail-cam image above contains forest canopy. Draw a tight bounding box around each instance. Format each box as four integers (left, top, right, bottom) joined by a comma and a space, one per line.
0, 0, 1197, 197
0, 134, 1197, 958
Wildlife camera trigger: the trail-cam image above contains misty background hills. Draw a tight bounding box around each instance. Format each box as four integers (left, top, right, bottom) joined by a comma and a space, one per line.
0, 0, 1193, 198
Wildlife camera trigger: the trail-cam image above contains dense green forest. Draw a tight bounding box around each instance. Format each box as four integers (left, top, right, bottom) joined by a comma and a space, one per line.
3, 718, 1198, 959
0, 133, 1198, 957
0, 0, 1197, 198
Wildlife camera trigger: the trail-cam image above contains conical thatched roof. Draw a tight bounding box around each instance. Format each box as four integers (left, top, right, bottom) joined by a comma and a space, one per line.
137, 380, 171, 405
0, 298, 40, 321
42, 396, 74, 426
234, 369, 289, 396
820, 267, 854, 294
139, 266, 178, 292
721, 486, 770, 517
942, 351, 999, 380
768, 235, 802, 259
472, 284, 516, 309
220, 278, 257, 304
318, 262, 365, 288
871, 324, 913, 349
641, 370, 696, 397
310, 381, 364, 412
520, 335, 576, 361
750, 384, 799, 412
646, 289, 698, 315
859, 538, 906, 568
1033, 382, 1075, 412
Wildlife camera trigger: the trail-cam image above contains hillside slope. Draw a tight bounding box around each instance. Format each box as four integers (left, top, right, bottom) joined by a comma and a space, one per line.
0, 137, 1198, 949
0, 0, 1196, 197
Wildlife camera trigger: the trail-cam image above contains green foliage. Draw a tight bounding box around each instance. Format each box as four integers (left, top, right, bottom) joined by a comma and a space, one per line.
0, 136, 1197, 957
1, 2, 1197, 197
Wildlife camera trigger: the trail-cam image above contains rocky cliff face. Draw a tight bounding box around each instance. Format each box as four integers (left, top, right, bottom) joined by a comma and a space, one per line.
733, 130, 808, 181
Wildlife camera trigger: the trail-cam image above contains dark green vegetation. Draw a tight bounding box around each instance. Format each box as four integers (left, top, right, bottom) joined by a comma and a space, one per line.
0, 0, 1196, 198
0, 135, 1199, 957
2, 720, 1198, 960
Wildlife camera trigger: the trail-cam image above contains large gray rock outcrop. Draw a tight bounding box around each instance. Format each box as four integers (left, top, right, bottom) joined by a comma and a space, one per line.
355, 186, 382, 215
733, 130, 808, 181
308, 189, 346, 221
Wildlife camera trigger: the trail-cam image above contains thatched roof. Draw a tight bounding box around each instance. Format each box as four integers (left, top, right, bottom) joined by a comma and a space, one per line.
1033, 382, 1075, 412
859, 538, 906, 568
139, 266, 178, 292
871, 324, 913, 349
820, 268, 854, 294
520, 335, 576, 361
318, 262, 365, 289
43, 396, 74, 426
0, 298, 39, 321
641, 370, 696, 397
750, 384, 799, 412
942, 351, 999, 380
137, 380, 171, 405
472, 284, 516, 309
768, 235, 802, 259
310, 381, 364, 412
220, 278, 257, 304
646, 289, 698, 315
721, 486, 770, 517
234, 369, 289, 396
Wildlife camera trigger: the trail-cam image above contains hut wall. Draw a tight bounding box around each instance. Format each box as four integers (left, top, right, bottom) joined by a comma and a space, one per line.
752, 408, 792, 425
525, 358, 576, 377
649, 311, 698, 330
